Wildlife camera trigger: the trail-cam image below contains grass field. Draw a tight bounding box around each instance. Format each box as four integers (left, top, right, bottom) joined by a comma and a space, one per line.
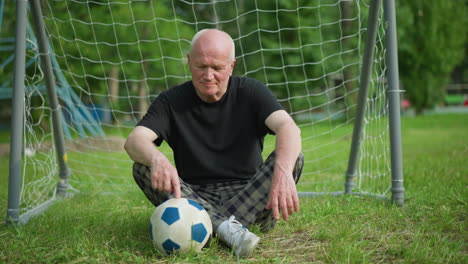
0, 113, 467, 263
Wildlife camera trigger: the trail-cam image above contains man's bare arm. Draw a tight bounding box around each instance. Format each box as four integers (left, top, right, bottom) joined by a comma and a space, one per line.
265, 110, 302, 221
124, 126, 181, 198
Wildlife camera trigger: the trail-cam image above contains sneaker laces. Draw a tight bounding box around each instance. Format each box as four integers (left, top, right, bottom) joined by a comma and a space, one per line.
224, 216, 246, 245
217, 215, 260, 257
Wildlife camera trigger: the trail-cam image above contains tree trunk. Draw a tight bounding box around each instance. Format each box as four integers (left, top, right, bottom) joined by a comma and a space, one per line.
108, 66, 119, 105
139, 81, 149, 120
341, 0, 357, 121
107, 66, 119, 123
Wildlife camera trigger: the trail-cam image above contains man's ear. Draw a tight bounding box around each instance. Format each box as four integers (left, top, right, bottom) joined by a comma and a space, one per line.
230, 60, 236, 75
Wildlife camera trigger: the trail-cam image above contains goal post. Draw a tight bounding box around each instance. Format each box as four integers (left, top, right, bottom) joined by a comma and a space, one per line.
6, 0, 28, 225
29, 0, 71, 198
344, 0, 383, 196
342, 0, 404, 206
6, 0, 71, 225
383, 0, 404, 206
5, 0, 405, 224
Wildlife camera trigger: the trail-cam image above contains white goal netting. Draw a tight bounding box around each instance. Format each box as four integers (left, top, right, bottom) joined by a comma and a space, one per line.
11, 0, 391, 216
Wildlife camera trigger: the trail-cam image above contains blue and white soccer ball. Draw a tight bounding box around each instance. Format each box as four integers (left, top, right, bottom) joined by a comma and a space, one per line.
150, 198, 213, 255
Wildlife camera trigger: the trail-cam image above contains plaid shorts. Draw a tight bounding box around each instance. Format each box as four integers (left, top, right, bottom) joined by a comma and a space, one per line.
133, 151, 304, 231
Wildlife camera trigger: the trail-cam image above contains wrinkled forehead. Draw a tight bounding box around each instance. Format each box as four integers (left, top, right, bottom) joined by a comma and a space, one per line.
192, 40, 231, 60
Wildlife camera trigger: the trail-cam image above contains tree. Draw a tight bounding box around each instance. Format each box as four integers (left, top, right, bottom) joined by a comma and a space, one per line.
43, 0, 195, 121
206, 0, 363, 116
396, 0, 467, 114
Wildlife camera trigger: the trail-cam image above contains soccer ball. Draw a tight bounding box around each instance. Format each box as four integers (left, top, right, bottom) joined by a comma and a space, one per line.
149, 198, 213, 255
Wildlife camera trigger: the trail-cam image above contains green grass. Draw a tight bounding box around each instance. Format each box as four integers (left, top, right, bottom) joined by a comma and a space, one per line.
1, 113, 467, 263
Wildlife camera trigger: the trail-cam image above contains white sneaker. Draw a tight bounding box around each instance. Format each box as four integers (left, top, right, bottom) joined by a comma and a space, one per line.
216, 216, 260, 257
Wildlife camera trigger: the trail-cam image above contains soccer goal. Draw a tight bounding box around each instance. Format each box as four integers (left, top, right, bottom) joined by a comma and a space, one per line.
6, 0, 404, 224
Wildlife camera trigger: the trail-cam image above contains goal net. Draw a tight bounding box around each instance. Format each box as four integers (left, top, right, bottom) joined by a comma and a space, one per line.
7, 0, 394, 220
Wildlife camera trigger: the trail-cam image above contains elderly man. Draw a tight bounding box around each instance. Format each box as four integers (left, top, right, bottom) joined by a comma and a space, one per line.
124, 29, 303, 257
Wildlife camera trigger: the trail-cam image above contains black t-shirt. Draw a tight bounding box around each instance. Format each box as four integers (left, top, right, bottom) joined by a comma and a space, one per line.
137, 76, 283, 184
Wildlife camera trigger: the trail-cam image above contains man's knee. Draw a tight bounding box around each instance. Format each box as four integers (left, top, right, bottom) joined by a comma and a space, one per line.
133, 162, 149, 178
293, 153, 304, 183
133, 163, 152, 190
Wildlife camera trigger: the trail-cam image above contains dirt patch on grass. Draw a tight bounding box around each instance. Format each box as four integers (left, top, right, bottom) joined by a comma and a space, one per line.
0, 143, 9, 157
257, 230, 321, 263
0, 136, 126, 157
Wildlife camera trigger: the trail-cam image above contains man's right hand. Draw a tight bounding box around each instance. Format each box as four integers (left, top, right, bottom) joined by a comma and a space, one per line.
150, 154, 181, 199
124, 126, 182, 198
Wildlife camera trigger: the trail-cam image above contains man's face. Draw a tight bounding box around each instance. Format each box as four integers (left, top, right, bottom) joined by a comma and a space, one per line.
188, 35, 235, 103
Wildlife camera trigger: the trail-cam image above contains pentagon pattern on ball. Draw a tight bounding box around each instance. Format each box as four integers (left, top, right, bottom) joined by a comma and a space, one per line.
191, 223, 208, 243
188, 199, 204, 210
162, 239, 180, 254
161, 207, 180, 225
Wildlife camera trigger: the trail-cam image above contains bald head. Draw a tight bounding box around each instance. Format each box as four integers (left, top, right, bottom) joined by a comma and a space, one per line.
188, 29, 235, 61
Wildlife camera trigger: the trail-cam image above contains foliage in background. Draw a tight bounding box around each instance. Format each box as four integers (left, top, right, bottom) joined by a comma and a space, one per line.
42, 0, 194, 120
1, 1, 467, 121
0, 0, 369, 121
396, 0, 468, 114
204, 0, 365, 115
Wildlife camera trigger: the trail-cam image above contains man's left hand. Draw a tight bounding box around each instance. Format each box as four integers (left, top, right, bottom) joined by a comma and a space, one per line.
266, 170, 300, 221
